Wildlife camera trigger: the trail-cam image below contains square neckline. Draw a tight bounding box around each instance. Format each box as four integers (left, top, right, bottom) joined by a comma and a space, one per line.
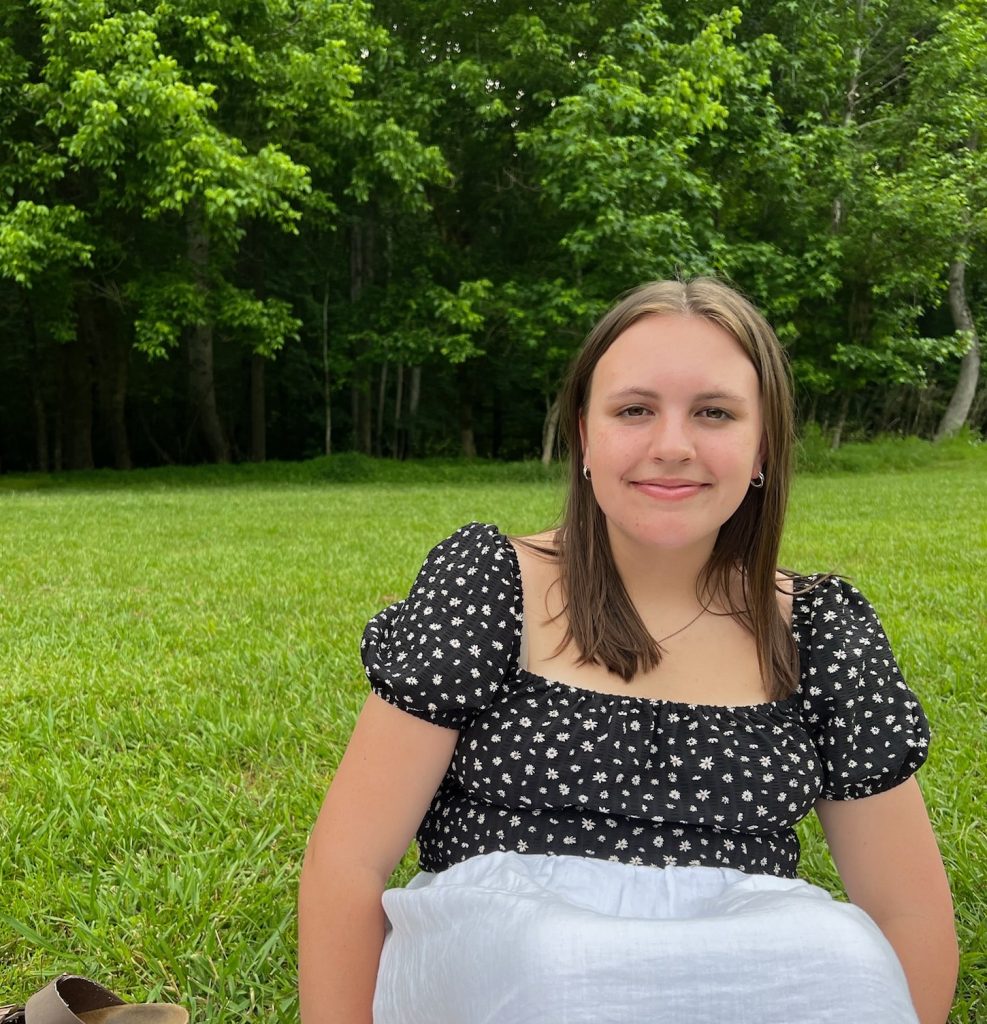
494, 524, 809, 713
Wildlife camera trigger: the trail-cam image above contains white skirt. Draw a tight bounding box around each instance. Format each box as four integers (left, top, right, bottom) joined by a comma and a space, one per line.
374, 852, 917, 1024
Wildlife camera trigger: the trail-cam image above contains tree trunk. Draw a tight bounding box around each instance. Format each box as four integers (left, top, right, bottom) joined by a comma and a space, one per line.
461, 422, 477, 459
53, 356, 63, 472
911, 384, 935, 436
103, 333, 132, 470
349, 216, 375, 457
408, 365, 421, 457
322, 271, 331, 456
392, 362, 404, 458
82, 292, 132, 471
60, 337, 94, 470
830, 392, 850, 450
186, 211, 230, 463
970, 381, 987, 431
359, 383, 372, 454
350, 218, 374, 303
138, 407, 176, 465
352, 372, 372, 454
832, 2, 866, 232
375, 362, 388, 457
187, 322, 228, 462
350, 383, 359, 451
541, 392, 561, 465
807, 393, 819, 427
23, 291, 49, 472
250, 353, 266, 461
33, 391, 48, 472
491, 385, 503, 459
458, 365, 477, 458
935, 258, 981, 440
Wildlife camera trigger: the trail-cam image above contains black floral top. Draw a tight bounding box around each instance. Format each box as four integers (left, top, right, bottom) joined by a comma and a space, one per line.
361, 523, 929, 878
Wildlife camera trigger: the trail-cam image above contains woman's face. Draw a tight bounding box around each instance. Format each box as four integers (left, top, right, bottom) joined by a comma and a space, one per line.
580, 313, 765, 557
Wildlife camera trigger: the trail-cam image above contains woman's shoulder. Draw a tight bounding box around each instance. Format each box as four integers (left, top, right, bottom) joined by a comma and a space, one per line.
785, 572, 876, 621
361, 521, 524, 729
786, 570, 912, 695
777, 571, 903, 666
782, 572, 930, 800
506, 529, 559, 574
407, 521, 521, 609
776, 570, 849, 623
774, 570, 797, 627
410, 521, 522, 586
773, 570, 845, 631
510, 528, 559, 547
427, 520, 508, 555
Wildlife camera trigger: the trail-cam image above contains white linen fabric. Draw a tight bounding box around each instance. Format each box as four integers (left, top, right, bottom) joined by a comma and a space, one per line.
374, 851, 918, 1024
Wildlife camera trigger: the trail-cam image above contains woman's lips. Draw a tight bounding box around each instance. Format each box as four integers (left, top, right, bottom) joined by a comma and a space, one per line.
630, 479, 708, 500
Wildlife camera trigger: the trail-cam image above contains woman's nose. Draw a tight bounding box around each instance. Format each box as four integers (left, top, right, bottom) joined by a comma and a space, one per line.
648, 415, 694, 461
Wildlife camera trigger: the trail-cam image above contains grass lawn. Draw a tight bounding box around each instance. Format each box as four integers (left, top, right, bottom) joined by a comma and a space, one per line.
0, 451, 984, 1021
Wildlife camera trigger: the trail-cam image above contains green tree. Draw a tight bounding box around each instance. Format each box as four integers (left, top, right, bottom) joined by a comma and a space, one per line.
869, 0, 986, 438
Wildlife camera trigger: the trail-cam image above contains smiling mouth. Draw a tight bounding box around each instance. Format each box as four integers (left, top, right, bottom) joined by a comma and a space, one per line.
631, 480, 709, 500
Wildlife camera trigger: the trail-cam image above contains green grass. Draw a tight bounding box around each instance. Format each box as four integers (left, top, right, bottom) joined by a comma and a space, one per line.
0, 450, 984, 1021
794, 424, 985, 475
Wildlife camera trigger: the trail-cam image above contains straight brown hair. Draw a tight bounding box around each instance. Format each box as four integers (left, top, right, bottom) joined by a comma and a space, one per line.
553, 278, 800, 700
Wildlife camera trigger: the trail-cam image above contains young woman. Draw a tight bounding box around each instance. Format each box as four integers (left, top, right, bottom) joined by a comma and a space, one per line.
299, 279, 958, 1024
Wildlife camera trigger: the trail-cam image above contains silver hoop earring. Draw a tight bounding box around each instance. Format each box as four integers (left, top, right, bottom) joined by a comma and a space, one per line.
582, 465, 591, 481
750, 471, 765, 489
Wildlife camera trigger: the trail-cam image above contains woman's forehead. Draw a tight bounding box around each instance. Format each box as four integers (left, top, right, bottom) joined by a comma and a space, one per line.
590, 314, 758, 396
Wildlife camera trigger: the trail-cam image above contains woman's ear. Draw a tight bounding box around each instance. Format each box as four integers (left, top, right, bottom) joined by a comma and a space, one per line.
579, 413, 589, 469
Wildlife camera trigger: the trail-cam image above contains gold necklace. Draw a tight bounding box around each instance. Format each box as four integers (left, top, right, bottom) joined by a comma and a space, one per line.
654, 604, 709, 647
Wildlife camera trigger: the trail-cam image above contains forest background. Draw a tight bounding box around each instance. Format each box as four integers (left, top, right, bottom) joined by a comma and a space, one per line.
0, 0, 985, 472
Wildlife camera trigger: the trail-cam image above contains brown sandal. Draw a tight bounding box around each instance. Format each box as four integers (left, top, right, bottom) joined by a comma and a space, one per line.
0, 976, 188, 1024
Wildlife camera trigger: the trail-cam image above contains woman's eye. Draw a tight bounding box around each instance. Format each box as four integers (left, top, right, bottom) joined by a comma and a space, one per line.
619, 406, 650, 418
699, 407, 732, 420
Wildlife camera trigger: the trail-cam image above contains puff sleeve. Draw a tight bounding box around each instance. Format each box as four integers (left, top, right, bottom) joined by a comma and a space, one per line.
797, 577, 930, 801
360, 522, 522, 729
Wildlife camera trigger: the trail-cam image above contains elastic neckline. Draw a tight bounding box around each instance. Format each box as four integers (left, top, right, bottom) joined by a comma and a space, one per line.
515, 667, 801, 713
485, 521, 812, 713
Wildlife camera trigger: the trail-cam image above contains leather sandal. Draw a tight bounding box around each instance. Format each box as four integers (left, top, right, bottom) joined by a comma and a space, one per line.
0, 975, 188, 1024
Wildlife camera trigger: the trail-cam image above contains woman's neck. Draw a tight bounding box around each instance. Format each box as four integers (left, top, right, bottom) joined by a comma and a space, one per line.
606, 523, 721, 619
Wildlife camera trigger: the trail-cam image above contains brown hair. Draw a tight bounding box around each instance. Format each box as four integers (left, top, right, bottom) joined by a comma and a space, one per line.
554, 277, 799, 700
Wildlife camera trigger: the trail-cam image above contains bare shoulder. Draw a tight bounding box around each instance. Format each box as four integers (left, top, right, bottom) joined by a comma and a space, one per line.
774, 570, 796, 626
774, 571, 797, 594
507, 531, 560, 615
508, 530, 559, 567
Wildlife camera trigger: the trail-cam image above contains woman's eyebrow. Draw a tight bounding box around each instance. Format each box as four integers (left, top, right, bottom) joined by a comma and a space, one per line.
608, 386, 749, 404
607, 387, 661, 400
694, 390, 750, 404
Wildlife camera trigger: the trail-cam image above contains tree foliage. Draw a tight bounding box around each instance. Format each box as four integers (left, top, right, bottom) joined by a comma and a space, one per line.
0, 0, 984, 470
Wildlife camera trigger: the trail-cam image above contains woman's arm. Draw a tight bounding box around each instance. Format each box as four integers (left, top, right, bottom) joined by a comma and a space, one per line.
298, 693, 460, 1024
816, 778, 958, 1024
